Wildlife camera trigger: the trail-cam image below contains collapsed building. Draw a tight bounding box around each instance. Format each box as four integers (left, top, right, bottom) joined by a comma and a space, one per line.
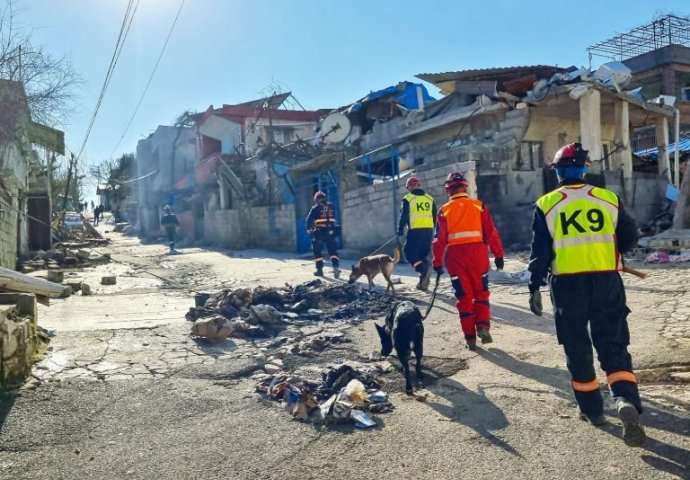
128, 14, 689, 252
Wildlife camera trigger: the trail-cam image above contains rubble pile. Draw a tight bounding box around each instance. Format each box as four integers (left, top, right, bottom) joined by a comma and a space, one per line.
255, 364, 394, 428
187, 279, 398, 343
20, 242, 111, 274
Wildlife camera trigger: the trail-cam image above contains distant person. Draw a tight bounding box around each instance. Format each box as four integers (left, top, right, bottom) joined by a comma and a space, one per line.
91, 200, 95, 210
160, 205, 180, 252
94, 205, 102, 226
306, 191, 340, 278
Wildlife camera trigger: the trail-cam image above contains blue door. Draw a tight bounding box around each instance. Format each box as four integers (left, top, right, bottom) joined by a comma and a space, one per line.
293, 167, 341, 253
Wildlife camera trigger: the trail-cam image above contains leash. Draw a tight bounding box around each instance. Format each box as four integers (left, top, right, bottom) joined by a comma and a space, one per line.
422, 272, 441, 320
367, 234, 398, 257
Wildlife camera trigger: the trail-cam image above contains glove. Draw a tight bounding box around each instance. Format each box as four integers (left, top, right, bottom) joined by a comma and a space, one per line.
494, 257, 504, 271
433, 265, 444, 276
529, 290, 543, 316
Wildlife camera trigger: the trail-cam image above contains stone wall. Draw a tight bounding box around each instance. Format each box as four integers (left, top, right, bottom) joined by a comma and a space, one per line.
0, 293, 38, 390
341, 162, 476, 252
0, 185, 19, 270
203, 204, 296, 251
204, 209, 243, 248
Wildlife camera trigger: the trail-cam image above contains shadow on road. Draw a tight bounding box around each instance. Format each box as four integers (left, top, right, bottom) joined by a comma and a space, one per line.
426, 377, 521, 457
481, 348, 690, 477
0, 392, 17, 439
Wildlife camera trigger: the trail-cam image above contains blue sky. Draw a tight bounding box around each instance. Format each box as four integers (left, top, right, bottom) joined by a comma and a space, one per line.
20, 0, 690, 190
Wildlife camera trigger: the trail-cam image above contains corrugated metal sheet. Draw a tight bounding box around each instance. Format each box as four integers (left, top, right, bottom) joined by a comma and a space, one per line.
416, 65, 565, 84
635, 138, 690, 157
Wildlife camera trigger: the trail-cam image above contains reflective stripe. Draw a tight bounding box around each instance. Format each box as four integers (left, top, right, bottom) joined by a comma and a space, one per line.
314, 257, 324, 261
450, 276, 458, 280
315, 219, 331, 224
553, 234, 616, 248
330, 255, 339, 260
448, 231, 481, 240
572, 378, 600, 392
412, 260, 423, 267
607, 371, 637, 385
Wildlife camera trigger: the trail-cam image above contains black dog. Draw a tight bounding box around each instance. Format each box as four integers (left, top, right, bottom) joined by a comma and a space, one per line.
375, 301, 424, 394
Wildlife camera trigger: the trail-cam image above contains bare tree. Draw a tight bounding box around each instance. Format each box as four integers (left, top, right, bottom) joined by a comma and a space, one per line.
0, 0, 81, 126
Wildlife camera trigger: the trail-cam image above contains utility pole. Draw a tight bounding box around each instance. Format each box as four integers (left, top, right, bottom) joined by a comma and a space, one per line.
62, 153, 76, 211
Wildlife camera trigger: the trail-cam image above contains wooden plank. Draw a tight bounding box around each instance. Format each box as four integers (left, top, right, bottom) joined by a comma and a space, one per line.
0, 265, 66, 298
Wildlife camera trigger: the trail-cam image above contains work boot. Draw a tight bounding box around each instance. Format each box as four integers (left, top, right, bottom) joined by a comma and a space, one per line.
579, 412, 607, 426
466, 340, 477, 351
333, 267, 341, 279
477, 327, 493, 344
313, 269, 324, 277
417, 270, 431, 291
415, 277, 425, 291
617, 400, 646, 447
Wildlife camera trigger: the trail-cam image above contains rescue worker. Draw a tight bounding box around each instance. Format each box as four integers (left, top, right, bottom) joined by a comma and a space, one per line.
528, 143, 645, 447
432, 172, 504, 350
397, 176, 436, 291
306, 191, 340, 278
160, 205, 180, 252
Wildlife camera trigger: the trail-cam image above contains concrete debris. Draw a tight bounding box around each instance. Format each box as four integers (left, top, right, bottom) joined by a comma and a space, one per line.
186, 280, 399, 348
256, 364, 394, 427
101, 275, 117, 286
81, 283, 92, 296
191, 315, 235, 342
19, 241, 110, 274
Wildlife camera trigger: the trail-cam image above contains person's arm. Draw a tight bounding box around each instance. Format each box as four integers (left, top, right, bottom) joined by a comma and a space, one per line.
397, 198, 410, 236
432, 200, 438, 230
616, 201, 638, 254
481, 205, 504, 259
306, 206, 317, 231
432, 212, 448, 268
527, 208, 553, 292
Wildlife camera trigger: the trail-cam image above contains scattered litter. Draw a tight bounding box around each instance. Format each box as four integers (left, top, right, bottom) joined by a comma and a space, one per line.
256, 364, 394, 428
644, 251, 670, 264
191, 315, 235, 342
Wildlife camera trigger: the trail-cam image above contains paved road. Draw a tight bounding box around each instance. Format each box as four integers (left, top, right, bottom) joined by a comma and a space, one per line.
1, 228, 689, 480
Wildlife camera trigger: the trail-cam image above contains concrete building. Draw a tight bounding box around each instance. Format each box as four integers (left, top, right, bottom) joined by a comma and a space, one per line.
0, 80, 63, 269
135, 125, 197, 239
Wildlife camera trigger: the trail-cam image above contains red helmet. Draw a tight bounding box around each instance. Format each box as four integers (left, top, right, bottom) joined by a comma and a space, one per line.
314, 191, 327, 202
444, 172, 468, 193
552, 143, 590, 168
405, 176, 421, 189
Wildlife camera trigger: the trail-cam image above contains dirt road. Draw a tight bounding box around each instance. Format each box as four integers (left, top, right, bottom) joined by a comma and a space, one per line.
1, 227, 689, 480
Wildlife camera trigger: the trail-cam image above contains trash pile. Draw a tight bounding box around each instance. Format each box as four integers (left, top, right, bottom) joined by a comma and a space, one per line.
19, 243, 111, 273
255, 364, 394, 428
644, 250, 690, 264
187, 279, 398, 343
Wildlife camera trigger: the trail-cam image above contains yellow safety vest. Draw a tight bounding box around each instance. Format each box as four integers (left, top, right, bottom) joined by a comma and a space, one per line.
535, 184, 620, 275
404, 192, 434, 229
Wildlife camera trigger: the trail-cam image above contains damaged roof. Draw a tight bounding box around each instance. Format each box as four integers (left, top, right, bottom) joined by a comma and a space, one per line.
416, 65, 566, 84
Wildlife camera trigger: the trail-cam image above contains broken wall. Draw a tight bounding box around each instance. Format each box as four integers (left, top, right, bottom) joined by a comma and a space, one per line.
204, 209, 243, 248
0, 186, 19, 270
0, 294, 38, 390
341, 162, 476, 252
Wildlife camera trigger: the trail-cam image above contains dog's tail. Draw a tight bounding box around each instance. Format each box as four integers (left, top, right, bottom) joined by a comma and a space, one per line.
392, 247, 400, 264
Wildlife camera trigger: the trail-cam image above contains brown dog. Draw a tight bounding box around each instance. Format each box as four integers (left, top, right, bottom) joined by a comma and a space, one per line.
348, 248, 400, 293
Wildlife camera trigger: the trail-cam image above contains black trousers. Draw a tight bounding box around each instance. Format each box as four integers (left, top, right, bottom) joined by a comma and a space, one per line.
404, 228, 433, 275
165, 226, 176, 249
550, 272, 641, 415
312, 229, 339, 270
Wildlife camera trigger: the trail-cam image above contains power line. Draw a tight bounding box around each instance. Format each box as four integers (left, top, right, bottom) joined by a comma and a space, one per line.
110, 0, 186, 156
76, 0, 140, 161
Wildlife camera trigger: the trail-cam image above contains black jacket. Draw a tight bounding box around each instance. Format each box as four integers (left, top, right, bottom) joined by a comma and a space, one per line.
528, 179, 638, 292
306, 202, 336, 231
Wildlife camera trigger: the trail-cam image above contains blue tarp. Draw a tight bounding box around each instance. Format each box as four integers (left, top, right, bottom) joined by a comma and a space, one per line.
354, 82, 436, 111
635, 137, 690, 158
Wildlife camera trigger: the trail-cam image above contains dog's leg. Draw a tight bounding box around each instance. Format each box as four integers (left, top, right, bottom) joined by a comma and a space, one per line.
400, 350, 413, 395
367, 274, 374, 291
382, 269, 395, 295
414, 327, 424, 380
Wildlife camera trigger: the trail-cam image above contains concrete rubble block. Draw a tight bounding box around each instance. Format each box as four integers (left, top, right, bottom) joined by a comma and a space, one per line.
64, 279, 83, 292
47, 270, 64, 283
101, 275, 117, 286
60, 286, 73, 298
76, 250, 91, 261
81, 283, 92, 296
62, 257, 78, 267
264, 363, 281, 374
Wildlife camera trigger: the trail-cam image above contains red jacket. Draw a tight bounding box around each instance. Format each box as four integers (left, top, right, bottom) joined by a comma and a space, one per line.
432, 197, 504, 268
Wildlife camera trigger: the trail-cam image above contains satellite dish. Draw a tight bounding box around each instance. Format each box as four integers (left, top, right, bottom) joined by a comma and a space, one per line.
320, 112, 351, 143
